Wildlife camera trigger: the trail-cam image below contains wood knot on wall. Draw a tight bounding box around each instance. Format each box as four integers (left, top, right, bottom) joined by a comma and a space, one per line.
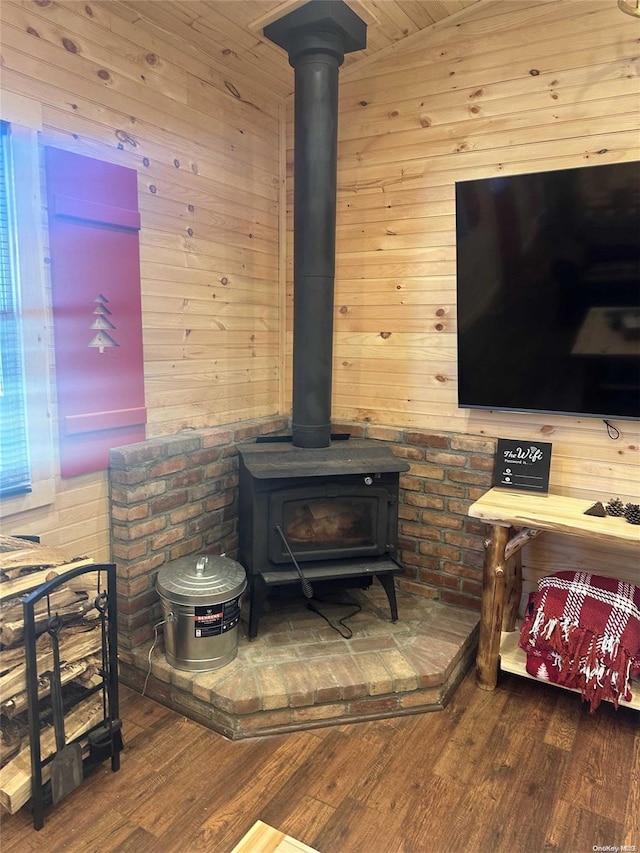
225, 81, 242, 99
115, 130, 137, 147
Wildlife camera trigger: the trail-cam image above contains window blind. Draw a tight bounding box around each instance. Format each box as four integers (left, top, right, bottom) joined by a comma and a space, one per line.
0, 121, 31, 496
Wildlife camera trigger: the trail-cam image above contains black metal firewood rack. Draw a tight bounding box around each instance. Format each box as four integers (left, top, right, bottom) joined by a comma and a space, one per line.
22, 562, 121, 830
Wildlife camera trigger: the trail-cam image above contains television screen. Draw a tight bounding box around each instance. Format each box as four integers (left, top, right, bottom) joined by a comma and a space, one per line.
455, 161, 640, 421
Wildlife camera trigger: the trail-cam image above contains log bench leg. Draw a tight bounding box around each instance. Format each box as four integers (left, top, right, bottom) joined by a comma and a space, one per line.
503, 549, 522, 633
476, 524, 510, 691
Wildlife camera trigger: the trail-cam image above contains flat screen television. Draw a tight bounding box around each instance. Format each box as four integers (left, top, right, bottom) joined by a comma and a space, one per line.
455, 161, 640, 421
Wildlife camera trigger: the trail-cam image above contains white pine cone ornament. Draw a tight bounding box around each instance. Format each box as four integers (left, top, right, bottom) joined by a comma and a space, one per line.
624, 503, 640, 525
605, 497, 625, 517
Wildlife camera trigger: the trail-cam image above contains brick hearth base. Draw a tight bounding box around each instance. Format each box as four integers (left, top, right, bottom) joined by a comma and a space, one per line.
119, 586, 479, 739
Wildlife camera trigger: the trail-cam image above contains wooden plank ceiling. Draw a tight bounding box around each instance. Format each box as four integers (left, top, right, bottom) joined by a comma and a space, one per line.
110, 0, 481, 99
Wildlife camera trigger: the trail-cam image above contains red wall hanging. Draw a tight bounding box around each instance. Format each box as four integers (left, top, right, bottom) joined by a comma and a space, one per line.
45, 147, 146, 478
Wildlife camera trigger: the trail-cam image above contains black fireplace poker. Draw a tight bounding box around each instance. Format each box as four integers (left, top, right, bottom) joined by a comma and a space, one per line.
264, 1, 367, 449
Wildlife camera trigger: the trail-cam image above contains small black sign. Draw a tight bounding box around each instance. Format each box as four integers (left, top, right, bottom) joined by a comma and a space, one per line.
493, 438, 552, 493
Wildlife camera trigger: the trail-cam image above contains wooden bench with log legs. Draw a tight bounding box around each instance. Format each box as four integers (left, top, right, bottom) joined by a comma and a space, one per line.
468, 488, 640, 710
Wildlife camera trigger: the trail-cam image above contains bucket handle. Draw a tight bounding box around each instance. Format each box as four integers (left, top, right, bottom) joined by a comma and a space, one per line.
195, 556, 208, 577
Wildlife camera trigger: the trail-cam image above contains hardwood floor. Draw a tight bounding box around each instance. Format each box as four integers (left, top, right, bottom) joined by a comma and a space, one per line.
1, 669, 638, 853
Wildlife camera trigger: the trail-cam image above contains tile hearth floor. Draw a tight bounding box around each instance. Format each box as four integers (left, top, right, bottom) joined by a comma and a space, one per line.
122, 584, 480, 740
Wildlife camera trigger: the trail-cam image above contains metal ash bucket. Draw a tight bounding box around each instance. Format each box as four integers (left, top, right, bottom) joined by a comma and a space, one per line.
156, 554, 246, 672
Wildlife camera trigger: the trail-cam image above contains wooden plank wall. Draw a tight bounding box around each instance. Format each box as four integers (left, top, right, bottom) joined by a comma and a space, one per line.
2, 0, 639, 588
284, 0, 640, 590
323, 0, 640, 501
0, 0, 284, 558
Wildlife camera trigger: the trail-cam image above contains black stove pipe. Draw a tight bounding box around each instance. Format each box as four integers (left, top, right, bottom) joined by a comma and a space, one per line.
264, 1, 366, 448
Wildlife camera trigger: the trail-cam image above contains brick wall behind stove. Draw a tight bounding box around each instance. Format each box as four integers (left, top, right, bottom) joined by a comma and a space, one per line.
109, 416, 289, 663
334, 422, 496, 611
110, 416, 494, 662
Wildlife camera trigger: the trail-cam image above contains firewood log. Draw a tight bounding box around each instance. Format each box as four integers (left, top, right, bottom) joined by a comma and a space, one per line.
0, 598, 92, 648
0, 644, 30, 673
0, 739, 22, 770
0, 621, 96, 673
0, 717, 28, 769
0, 560, 94, 603
0, 657, 100, 717
0, 536, 68, 562
0, 537, 38, 553
0, 693, 103, 814
0, 543, 108, 814
0, 628, 102, 702
0, 538, 77, 576
0, 587, 82, 627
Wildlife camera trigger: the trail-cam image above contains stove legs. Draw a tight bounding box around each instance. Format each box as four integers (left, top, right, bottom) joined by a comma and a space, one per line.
246, 569, 400, 640
247, 574, 268, 640
375, 573, 399, 622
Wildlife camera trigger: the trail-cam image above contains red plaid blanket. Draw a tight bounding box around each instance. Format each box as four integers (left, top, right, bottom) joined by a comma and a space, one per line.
519, 571, 640, 711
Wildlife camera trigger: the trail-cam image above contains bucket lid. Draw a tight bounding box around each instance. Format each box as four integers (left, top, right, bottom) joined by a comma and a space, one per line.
156, 554, 246, 605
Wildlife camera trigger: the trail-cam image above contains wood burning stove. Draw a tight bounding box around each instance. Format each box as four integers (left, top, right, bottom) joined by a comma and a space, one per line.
237, 3, 409, 637
238, 439, 408, 638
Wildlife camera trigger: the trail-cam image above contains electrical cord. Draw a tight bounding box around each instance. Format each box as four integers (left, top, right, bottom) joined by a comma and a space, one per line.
142, 619, 166, 697
603, 419, 620, 440
274, 523, 362, 636
307, 597, 362, 639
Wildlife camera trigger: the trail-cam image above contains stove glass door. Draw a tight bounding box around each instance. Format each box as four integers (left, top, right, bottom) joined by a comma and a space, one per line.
269, 485, 389, 563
